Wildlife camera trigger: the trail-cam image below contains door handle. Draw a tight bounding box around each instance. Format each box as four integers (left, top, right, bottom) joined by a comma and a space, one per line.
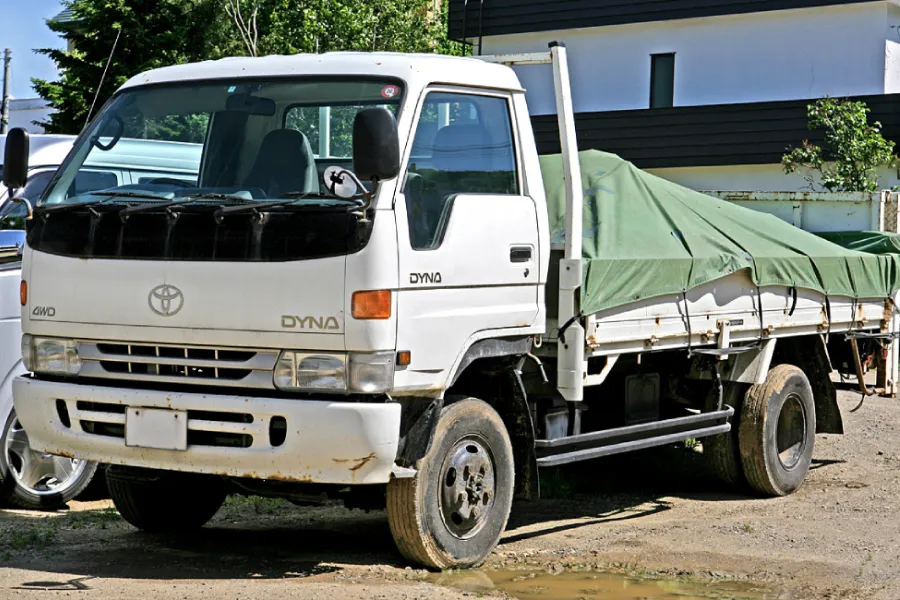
510, 246, 533, 263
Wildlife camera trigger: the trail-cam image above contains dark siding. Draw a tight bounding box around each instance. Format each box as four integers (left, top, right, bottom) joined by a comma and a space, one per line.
530, 94, 900, 168
449, 0, 874, 40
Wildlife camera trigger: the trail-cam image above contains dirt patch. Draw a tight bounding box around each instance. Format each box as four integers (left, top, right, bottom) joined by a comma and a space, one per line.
0, 387, 895, 599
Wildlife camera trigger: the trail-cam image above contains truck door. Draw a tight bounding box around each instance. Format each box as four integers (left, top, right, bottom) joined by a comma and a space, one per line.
395, 89, 541, 392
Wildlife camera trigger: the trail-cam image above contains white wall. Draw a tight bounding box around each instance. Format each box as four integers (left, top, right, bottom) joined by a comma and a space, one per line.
482, 2, 891, 115
886, 4, 900, 92
647, 163, 900, 193
7, 99, 50, 133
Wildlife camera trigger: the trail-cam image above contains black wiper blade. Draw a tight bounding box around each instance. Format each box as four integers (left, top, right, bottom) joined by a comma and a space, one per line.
279, 191, 360, 204
183, 192, 255, 202
214, 200, 300, 218
89, 190, 174, 201
119, 199, 200, 217
35, 199, 111, 215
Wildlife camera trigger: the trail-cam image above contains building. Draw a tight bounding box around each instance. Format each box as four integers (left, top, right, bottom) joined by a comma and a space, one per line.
448, 0, 900, 191
6, 98, 51, 133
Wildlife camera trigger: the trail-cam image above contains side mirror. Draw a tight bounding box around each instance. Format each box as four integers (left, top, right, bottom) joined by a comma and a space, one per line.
353, 108, 400, 183
2, 128, 30, 190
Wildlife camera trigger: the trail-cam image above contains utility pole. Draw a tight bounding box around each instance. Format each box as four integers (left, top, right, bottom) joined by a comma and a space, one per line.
1, 49, 11, 134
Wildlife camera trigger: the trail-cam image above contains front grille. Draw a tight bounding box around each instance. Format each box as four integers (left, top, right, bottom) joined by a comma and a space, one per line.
66, 400, 267, 449
78, 341, 279, 389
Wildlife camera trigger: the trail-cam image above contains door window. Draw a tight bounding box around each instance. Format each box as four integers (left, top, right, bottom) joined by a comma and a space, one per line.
405, 92, 518, 249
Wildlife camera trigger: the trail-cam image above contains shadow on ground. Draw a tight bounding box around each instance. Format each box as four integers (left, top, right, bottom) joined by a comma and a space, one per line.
0, 442, 845, 586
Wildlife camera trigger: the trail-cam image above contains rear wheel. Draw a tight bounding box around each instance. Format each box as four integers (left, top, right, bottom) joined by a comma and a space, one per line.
703, 382, 748, 489
738, 365, 816, 497
107, 468, 226, 532
0, 410, 98, 510
386, 397, 514, 569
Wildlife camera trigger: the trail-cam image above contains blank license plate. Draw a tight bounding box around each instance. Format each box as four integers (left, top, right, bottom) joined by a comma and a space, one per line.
125, 408, 188, 451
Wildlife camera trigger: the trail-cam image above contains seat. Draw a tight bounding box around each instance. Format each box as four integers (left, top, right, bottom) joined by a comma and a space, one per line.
431, 124, 493, 174
243, 129, 318, 197
408, 124, 494, 248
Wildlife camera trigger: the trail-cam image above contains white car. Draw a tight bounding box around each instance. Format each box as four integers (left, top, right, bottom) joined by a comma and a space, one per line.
0, 133, 201, 508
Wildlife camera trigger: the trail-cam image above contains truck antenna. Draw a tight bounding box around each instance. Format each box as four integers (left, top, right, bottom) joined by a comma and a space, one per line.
84, 27, 122, 130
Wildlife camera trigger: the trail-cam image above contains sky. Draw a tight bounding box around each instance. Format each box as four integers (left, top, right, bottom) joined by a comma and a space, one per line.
0, 0, 65, 98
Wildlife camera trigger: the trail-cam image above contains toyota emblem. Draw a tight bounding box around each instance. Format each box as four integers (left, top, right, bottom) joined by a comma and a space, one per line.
148, 284, 184, 317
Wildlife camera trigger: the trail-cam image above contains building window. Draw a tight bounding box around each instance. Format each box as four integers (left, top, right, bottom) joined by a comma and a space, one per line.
650, 53, 675, 109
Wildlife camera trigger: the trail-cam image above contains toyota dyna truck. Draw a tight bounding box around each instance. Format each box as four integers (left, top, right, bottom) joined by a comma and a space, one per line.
4, 44, 900, 569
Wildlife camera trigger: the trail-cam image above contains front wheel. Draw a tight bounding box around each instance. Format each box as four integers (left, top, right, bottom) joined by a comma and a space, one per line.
386, 397, 514, 569
0, 410, 99, 510
107, 468, 226, 532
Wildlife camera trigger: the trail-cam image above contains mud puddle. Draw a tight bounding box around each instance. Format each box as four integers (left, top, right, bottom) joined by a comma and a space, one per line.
432, 569, 780, 600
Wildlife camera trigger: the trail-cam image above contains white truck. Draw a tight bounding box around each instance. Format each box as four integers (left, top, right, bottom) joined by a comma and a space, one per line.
4, 45, 898, 568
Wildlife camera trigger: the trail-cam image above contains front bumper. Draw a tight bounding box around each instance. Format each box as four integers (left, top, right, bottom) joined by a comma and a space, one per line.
13, 377, 402, 485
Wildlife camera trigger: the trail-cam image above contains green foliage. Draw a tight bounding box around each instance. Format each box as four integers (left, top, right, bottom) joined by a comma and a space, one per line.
32, 0, 236, 134
254, 0, 466, 57
782, 98, 898, 192
34, 0, 465, 135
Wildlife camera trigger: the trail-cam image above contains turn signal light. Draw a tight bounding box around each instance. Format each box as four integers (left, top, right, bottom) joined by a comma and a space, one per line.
19, 280, 26, 307
351, 290, 392, 320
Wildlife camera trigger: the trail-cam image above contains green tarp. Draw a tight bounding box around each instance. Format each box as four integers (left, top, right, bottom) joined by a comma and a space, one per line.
540, 150, 900, 315
816, 231, 900, 255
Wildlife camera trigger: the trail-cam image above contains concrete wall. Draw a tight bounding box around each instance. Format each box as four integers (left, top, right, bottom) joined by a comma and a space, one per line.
483, 2, 893, 115
647, 163, 900, 193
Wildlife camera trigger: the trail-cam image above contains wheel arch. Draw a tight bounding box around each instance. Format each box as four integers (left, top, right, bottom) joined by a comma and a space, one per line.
396, 337, 540, 501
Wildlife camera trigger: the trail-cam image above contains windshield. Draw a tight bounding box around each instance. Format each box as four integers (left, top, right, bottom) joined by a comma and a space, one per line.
42, 78, 403, 207
29, 78, 403, 262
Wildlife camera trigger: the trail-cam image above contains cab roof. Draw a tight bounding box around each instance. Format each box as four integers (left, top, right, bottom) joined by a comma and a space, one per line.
120, 52, 523, 94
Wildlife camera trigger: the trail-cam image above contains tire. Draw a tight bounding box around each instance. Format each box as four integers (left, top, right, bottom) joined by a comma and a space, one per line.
107, 468, 226, 532
738, 365, 816, 497
703, 382, 748, 488
0, 409, 99, 510
386, 397, 514, 569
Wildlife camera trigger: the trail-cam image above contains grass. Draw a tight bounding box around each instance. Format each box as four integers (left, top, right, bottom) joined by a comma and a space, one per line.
0, 520, 59, 560
224, 495, 293, 515
741, 523, 755, 534
67, 507, 121, 530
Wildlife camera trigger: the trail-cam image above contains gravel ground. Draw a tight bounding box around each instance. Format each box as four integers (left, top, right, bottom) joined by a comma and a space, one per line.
0, 385, 895, 599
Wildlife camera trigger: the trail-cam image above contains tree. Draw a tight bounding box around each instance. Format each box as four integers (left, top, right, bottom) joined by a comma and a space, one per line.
782, 98, 898, 192
32, 0, 235, 134
223, 0, 466, 57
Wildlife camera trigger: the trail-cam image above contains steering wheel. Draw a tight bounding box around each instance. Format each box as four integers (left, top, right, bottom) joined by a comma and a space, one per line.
145, 178, 196, 188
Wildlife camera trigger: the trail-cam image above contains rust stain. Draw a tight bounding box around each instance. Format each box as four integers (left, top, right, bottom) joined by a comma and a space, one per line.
334, 452, 377, 472
236, 472, 314, 483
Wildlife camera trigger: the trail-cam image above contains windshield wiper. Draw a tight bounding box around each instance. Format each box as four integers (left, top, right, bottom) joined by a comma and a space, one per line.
214, 199, 304, 217
279, 190, 361, 204
213, 196, 354, 219
182, 192, 256, 202
34, 199, 113, 215
118, 199, 202, 217
89, 190, 174, 201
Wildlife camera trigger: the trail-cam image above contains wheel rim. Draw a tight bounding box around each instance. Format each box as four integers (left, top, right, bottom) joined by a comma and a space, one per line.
776, 394, 808, 470
438, 436, 496, 540
5, 417, 88, 496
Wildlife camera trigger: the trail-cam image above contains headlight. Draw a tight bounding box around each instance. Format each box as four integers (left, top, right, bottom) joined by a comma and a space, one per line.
274, 351, 394, 393
21, 335, 82, 375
